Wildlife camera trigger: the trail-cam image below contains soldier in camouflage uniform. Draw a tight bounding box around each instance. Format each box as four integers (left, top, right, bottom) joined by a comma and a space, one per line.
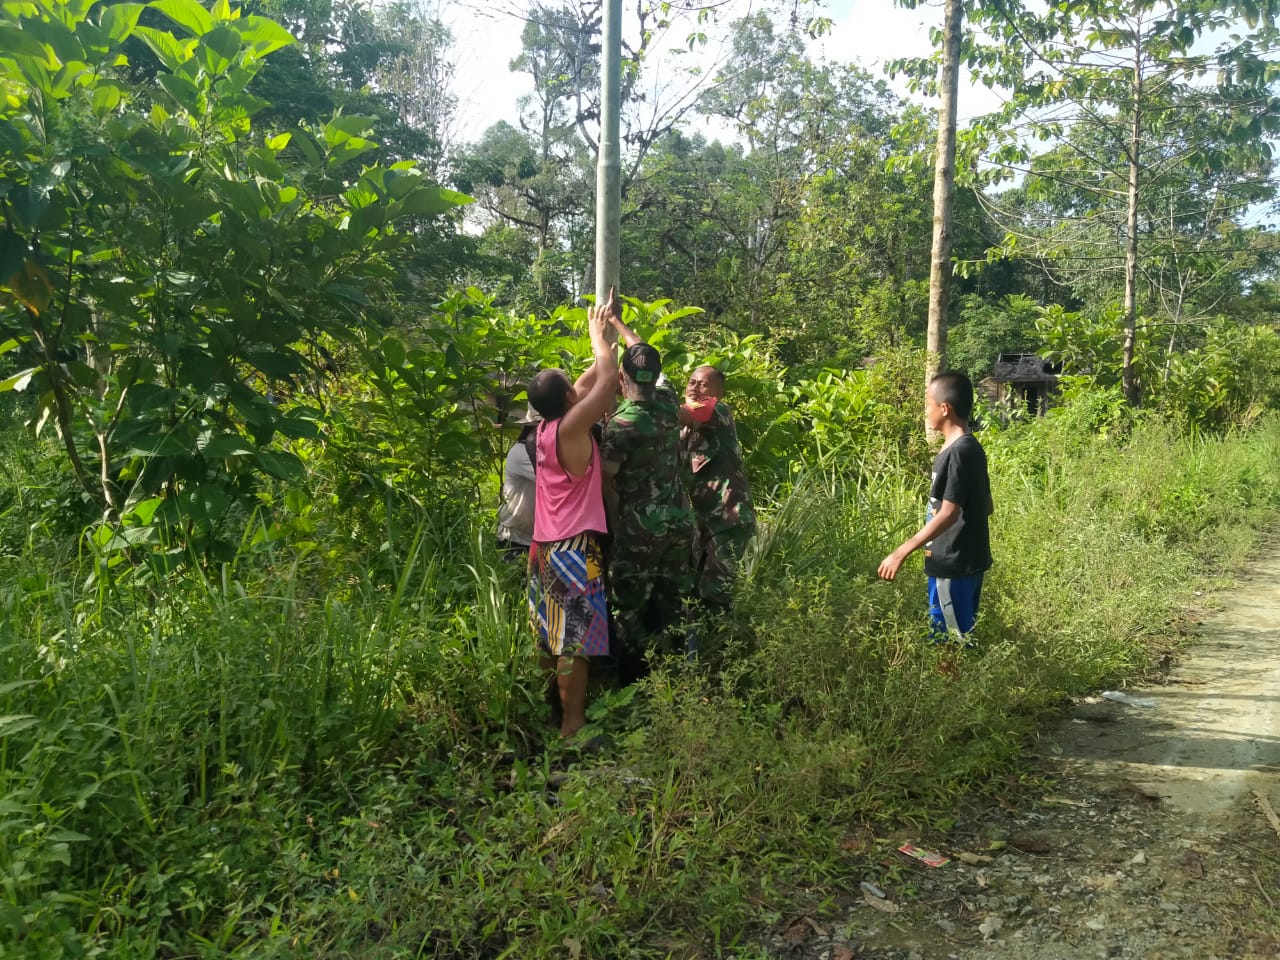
600, 322, 696, 683
680, 366, 756, 610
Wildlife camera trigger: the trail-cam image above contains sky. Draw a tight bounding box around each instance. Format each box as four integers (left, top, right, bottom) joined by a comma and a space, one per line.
440, 0, 1008, 148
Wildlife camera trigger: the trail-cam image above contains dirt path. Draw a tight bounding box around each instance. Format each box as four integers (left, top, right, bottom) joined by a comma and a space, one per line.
775, 552, 1280, 960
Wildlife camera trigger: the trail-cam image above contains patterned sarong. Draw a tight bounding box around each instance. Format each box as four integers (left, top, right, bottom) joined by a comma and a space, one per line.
528, 532, 610, 658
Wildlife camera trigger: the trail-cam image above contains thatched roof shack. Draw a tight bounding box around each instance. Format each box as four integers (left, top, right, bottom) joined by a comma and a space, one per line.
981, 353, 1061, 417
992, 353, 1058, 383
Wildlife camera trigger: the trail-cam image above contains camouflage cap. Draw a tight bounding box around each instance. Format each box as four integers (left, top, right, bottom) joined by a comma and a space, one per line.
622, 343, 661, 384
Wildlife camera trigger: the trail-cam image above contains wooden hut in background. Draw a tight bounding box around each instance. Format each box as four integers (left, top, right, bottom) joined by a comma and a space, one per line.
980, 353, 1060, 418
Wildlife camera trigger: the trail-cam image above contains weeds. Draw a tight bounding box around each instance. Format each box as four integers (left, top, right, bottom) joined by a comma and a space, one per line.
0, 413, 1277, 957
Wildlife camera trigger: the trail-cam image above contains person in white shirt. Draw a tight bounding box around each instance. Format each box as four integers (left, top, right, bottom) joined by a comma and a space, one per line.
497, 404, 540, 560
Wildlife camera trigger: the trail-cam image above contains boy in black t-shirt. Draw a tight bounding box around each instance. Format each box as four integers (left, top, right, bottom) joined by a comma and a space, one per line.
878, 372, 993, 644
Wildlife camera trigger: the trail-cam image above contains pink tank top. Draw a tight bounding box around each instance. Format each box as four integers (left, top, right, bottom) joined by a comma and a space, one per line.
533, 418, 607, 543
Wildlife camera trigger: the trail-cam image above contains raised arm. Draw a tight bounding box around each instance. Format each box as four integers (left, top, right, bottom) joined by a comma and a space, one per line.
608, 310, 644, 348
561, 290, 620, 440
573, 362, 599, 395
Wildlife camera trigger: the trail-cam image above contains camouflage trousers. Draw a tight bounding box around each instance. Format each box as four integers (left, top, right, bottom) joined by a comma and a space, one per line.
608, 532, 695, 682
694, 522, 755, 609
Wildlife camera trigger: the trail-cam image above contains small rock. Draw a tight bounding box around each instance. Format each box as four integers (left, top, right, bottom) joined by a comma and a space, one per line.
979, 916, 1003, 939
1130, 850, 1147, 865
1159, 900, 1181, 913
1085, 916, 1107, 931
935, 918, 956, 934
1011, 832, 1052, 855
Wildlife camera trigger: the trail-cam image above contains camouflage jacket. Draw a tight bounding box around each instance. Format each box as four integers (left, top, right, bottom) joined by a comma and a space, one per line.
679, 399, 756, 535
601, 385, 695, 544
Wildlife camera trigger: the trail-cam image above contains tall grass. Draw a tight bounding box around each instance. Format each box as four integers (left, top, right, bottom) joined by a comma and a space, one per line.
0, 411, 1278, 957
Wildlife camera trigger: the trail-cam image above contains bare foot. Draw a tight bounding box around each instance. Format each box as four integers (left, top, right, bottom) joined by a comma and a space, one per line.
560, 717, 586, 739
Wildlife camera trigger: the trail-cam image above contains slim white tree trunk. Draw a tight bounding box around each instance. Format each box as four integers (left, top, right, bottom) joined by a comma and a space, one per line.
1122, 23, 1143, 406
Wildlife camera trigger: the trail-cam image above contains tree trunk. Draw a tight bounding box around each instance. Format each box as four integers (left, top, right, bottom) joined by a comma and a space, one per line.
1122, 23, 1143, 406
926, 0, 963, 410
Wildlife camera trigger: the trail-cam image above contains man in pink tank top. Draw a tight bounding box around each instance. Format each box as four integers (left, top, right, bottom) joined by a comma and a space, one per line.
525, 292, 619, 739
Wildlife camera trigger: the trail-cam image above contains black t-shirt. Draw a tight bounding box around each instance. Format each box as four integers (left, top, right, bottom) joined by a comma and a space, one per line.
924, 434, 993, 578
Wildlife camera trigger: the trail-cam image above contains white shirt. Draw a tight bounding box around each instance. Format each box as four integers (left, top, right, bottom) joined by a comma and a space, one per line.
497, 440, 536, 546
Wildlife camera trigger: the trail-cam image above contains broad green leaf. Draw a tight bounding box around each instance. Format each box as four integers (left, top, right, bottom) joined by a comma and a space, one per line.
135, 26, 193, 70
199, 24, 241, 69
124, 497, 163, 524
389, 185, 472, 219
157, 71, 202, 114
13, 53, 53, 96
51, 60, 94, 97
120, 524, 160, 546
380, 335, 406, 368
0, 233, 25, 282
273, 415, 320, 440
324, 283, 369, 306
288, 127, 322, 166
126, 384, 178, 413
13, 15, 82, 64
99, 3, 145, 42
245, 348, 302, 377
323, 115, 376, 145
347, 203, 385, 235
175, 483, 230, 523
126, 434, 189, 457
254, 449, 303, 481
245, 147, 284, 181
0, 25, 54, 63
150, 0, 214, 36
328, 137, 377, 168
75, 19, 110, 56
233, 14, 294, 57
90, 79, 123, 113
201, 434, 258, 457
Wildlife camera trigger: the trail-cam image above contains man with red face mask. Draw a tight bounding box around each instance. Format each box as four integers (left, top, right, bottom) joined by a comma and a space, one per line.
679, 365, 756, 611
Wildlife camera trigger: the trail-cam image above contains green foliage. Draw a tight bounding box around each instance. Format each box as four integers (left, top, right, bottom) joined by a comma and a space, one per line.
313, 288, 570, 520
948, 294, 1044, 382
0, 1, 1279, 953
1160, 319, 1280, 431
2, 372, 1280, 955
0, 0, 467, 563
1036, 304, 1159, 389
950, 0, 1280, 404
790, 346, 932, 470
1037, 305, 1280, 431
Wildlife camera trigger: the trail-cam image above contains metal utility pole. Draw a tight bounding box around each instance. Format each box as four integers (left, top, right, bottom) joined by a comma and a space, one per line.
595, 0, 622, 342
926, 0, 963, 397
